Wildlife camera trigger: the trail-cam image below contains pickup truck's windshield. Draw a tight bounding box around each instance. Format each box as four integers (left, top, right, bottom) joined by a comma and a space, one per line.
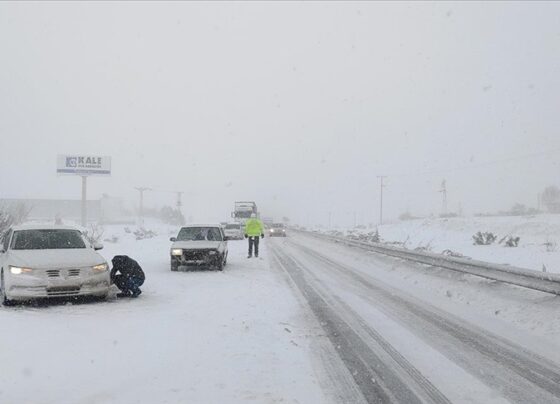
11, 230, 87, 250
177, 227, 223, 241
225, 224, 240, 229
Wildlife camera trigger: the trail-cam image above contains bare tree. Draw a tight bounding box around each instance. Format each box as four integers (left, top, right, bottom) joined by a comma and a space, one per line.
541, 186, 560, 213
0, 202, 32, 236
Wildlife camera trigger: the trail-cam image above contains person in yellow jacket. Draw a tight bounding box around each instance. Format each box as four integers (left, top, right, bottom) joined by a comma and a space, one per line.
244, 213, 265, 258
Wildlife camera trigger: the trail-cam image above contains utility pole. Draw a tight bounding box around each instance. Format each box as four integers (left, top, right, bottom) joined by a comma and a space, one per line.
176, 191, 183, 212
134, 187, 151, 226
176, 191, 184, 224
439, 179, 447, 216
377, 176, 387, 225
81, 176, 88, 227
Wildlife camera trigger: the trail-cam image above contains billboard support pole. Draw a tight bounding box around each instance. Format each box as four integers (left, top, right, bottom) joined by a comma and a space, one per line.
81, 176, 87, 227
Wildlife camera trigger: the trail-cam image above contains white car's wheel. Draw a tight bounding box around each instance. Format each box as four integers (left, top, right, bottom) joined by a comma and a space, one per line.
0, 270, 14, 306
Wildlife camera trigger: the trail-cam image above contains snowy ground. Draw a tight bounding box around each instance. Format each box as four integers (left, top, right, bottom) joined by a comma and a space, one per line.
2, 222, 560, 403
317, 214, 560, 273
0, 225, 336, 404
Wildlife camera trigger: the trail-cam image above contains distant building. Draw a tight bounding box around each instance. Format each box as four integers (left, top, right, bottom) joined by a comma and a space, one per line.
0, 195, 134, 224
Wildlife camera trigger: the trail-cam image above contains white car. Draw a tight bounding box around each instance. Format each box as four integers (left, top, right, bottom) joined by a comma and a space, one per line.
0, 224, 110, 305
269, 223, 287, 237
223, 222, 244, 240
170, 224, 229, 271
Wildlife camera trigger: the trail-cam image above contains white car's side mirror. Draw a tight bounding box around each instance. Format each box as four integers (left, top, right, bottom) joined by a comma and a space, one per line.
93, 243, 104, 251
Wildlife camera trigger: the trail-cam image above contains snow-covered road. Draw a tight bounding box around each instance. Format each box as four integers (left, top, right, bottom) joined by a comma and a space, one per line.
2, 228, 560, 403
269, 234, 560, 403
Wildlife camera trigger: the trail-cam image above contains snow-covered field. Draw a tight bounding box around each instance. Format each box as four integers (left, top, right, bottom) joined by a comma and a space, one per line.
319, 215, 560, 273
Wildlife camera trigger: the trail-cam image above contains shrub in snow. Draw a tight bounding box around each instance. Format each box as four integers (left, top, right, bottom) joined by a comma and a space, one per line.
499, 235, 520, 247
327, 230, 344, 237
83, 223, 104, 244
134, 227, 157, 240
414, 241, 433, 253
0, 210, 12, 237
472, 231, 497, 245
345, 229, 380, 243
442, 249, 465, 258
0, 202, 32, 236
544, 239, 557, 252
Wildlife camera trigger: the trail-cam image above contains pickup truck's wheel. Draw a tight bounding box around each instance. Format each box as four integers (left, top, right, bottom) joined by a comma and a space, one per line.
216, 255, 225, 271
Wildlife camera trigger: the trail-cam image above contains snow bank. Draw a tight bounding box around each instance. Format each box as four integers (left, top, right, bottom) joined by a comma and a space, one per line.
317, 215, 560, 273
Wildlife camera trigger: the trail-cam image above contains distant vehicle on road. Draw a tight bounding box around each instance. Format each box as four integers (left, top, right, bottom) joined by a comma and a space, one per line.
170, 224, 228, 271
0, 224, 110, 305
262, 216, 274, 228
231, 201, 257, 224
269, 223, 287, 237
223, 222, 244, 240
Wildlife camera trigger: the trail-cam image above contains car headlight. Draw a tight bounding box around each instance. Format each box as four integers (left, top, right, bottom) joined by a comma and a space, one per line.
9, 266, 32, 275
208, 250, 217, 255
171, 249, 183, 256
92, 263, 108, 272
270, 229, 274, 232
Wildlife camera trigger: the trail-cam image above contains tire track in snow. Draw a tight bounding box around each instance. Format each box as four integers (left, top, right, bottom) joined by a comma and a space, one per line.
284, 237, 560, 404
270, 243, 452, 404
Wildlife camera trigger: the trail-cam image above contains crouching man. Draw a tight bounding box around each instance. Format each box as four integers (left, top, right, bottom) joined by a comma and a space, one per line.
111, 255, 145, 298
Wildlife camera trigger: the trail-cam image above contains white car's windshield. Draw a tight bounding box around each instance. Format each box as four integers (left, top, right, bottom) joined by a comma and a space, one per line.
11, 230, 87, 250
177, 227, 223, 241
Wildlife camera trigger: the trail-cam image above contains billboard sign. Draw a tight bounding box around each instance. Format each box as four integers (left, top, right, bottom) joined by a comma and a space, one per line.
57, 155, 111, 176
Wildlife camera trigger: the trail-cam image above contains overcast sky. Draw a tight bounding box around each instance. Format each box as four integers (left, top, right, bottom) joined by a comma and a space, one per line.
1, 1, 559, 226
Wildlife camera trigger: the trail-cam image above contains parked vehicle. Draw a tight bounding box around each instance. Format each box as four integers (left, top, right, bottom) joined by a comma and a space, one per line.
223, 223, 244, 240
170, 224, 228, 271
0, 225, 110, 305
269, 223, 287, 237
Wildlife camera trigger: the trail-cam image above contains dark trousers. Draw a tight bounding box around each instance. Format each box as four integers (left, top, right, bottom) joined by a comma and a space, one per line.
114, 275, 144, 295
248, 236, 260, 256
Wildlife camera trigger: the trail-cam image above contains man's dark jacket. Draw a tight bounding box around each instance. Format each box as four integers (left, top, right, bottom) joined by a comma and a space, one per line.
110, 255, 145, 282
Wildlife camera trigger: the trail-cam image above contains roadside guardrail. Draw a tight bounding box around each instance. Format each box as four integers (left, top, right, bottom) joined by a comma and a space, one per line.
299, 230, 560, 295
